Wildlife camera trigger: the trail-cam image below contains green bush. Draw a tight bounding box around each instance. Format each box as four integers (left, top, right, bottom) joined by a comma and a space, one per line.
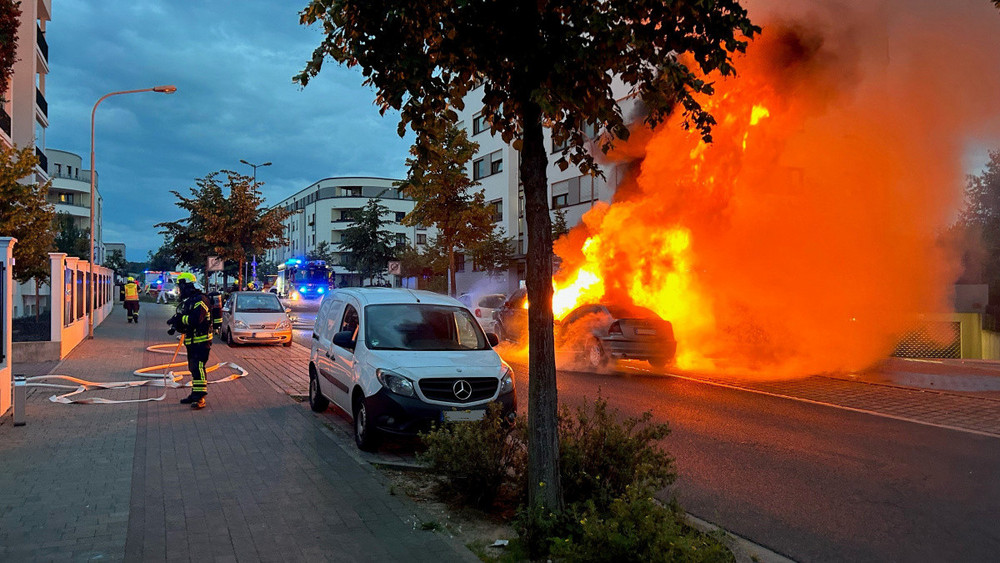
418, 402, 523, 508
548, 486, 733, 563
557, 396, 675, 508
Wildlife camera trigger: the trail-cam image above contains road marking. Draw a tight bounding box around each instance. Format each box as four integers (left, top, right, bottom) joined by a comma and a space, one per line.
652, 369, 1000, 440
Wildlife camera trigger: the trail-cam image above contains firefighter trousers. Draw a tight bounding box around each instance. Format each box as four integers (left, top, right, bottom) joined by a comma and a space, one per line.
186, 343, 211, 398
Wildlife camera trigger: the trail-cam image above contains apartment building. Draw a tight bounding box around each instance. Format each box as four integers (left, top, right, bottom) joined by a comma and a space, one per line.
46, 148, 104, 263
1, 0, 51, 186
453, 84, 638, 296
265, 177, 430, 287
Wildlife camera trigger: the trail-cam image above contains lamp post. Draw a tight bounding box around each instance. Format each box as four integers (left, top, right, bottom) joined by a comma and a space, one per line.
239, 159, 271, 184
89, 85, 176, 339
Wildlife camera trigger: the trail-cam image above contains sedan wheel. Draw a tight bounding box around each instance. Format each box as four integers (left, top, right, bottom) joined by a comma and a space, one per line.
226, 329, 236, 347
353, 397, 380, 452
585, 338, 607, 371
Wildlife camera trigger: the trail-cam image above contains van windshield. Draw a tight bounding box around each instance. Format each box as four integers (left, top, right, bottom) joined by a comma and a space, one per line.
365, 304, 489, 351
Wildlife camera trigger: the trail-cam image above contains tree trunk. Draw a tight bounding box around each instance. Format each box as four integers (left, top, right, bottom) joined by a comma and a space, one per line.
238, 259, 245, 289
448, 243, 456, 297
520, 99, 563, 512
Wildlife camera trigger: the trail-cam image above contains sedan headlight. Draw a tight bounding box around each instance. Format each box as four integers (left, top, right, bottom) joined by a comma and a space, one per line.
277, 319, 292, 329
234, 320, 249, 329
376, 368, 416, 397
499, 363, 514, 395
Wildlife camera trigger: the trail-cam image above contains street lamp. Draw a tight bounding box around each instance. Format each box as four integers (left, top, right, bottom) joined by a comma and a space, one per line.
239, 159, 271, 184
89, 85, 176, 339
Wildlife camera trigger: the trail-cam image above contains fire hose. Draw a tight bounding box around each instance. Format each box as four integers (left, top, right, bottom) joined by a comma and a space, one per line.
24, 338, 248, 405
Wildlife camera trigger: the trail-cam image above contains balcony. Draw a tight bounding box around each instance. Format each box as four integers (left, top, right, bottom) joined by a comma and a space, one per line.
35, 146, 47, 171
36, 88, 47, 117
36, 25, 48, 61
0, 106, 10, 137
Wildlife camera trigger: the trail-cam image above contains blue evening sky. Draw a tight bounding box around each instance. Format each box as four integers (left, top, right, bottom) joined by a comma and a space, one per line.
45, 1, 412, 261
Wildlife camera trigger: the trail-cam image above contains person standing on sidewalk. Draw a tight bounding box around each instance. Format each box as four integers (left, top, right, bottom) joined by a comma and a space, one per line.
124, 277, 141, 323
168, 273, 212, 409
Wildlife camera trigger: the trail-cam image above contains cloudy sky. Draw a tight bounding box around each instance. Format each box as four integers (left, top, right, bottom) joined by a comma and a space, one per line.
45, 1, 412, 261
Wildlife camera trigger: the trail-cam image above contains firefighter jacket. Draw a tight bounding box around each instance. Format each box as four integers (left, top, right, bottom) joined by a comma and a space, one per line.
175, 292, 213, 346
124, 282, 140, 301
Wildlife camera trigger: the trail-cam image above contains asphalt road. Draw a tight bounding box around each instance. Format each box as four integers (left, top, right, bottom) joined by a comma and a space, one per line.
277, 298, 1000, 561
502, 357, 1000, 563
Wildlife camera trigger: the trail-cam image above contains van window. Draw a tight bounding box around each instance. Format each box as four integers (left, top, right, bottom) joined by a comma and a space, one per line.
317, 298, 344, 341
365, 304, 489, 351
340, 304, 360, 345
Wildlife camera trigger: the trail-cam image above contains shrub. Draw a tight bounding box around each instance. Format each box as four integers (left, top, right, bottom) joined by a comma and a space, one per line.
557, 395, 675, 508
418, 402, 524, 508
548, 485, 734, 563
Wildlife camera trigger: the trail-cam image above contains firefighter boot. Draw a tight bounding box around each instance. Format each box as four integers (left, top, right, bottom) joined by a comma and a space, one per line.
179, 393, 196, 404
192, 397, 206, 410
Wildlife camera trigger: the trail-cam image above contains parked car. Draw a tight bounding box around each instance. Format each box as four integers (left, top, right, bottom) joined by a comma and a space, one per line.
493, 288, 528, 343
459, 292, 506, 334
556, 302, 676, 370
221, 291, 293, 347
308, 287, 517, 451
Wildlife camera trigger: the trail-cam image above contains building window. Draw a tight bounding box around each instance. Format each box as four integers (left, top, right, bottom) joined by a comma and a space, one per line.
552, 136, 569, 153
341, 186, 362, 197
473, 157, 488, 180
455, 253, 465, 272
489, 199, 502, 223
59, 193, 73, 205
473, 113, 487, 135
491, 157, 503, 175
552, 194, 568, 209
416, 233, 427, 245
395, 233, 407, 247
473, 150, 504, 180
395, 211, 406, 222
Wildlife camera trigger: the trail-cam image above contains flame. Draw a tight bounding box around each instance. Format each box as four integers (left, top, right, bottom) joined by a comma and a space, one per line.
547, 8, 1000, 378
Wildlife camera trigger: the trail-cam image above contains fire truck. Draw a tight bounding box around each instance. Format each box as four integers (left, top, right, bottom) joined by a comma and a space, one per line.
275, 259, 332, 300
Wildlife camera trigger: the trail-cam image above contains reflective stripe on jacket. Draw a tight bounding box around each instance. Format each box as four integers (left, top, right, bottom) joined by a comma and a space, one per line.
177, 294, 213, 346
124, 283, 139, 300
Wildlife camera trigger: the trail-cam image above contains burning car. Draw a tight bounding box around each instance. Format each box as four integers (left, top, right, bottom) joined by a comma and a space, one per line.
493, 288, 528, 343
556, 303, 676, 370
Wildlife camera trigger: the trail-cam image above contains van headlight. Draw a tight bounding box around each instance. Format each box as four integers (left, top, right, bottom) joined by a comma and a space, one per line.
376, 368, 415, 397
499, 364, 514, 395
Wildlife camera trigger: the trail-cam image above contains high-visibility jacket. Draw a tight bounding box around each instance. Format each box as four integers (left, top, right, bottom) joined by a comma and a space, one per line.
124, 282, 140, 301
176, 293, 213, 346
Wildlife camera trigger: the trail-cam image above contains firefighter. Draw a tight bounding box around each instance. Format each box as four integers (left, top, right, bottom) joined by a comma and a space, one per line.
167, 273, 213, 409
124, 276, 141, 323
207, 289, 224, 334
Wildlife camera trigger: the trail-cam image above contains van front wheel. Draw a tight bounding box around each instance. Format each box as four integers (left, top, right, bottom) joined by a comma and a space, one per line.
354, 397, 380, 452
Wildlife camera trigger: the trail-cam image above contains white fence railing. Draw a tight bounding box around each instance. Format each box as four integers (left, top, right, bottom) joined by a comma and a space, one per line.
48, 252, 114, 358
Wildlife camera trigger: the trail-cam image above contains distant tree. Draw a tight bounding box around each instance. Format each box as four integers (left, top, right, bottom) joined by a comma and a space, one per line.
551, 208, 570, 242
0, 143, 55, 318
147, 244, 175, 272
52, 213, 90, 258
470, 227, 515, 277
104, 249, 128, 281
0, 0, 20, 103
339, 197, 395, 285
306, 241, 335, 262
298, 0, 759, 513
158, 170, 293, 288
397, 121, 495, 296
960, 149, 1000, 304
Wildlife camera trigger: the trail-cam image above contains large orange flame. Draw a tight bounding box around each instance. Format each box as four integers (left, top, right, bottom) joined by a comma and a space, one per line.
550, 4, 1000, 377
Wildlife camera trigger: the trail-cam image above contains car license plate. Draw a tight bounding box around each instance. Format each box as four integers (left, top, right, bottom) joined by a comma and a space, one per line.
442, 410, 485, 422
253, 332, 272, 338
635, 328, 657, 336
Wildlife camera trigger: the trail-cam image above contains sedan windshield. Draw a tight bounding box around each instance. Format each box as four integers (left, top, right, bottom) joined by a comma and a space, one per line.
365, 304, 489, 351
236, 294, 284, 313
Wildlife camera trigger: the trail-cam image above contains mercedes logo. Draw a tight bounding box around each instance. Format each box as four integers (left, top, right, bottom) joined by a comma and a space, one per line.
452, 379, 473, 401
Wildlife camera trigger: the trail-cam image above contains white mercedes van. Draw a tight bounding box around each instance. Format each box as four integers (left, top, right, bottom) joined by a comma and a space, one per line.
308, 287, 516, 451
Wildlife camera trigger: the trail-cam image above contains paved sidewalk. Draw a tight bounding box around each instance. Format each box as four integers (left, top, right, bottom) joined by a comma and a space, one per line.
0, 302, 477, 562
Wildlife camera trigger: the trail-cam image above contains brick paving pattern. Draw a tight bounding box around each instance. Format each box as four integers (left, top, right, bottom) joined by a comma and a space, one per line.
0, 302, 476, 562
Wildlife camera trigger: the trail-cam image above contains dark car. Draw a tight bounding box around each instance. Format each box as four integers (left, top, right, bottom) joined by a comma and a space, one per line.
555, 303, 676, 370
493, 288, 528, 343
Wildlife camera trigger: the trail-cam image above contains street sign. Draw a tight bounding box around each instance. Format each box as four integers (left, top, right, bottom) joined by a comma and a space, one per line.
206, 256, 224, 272
387, 261, 401, 275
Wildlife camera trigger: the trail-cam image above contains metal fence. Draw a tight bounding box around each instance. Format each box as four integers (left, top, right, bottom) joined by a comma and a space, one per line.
892, 321, 962, 359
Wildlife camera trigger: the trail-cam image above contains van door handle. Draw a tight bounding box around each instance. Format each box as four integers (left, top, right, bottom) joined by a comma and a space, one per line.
311, 333, 319, 340
325, 349, 335, 360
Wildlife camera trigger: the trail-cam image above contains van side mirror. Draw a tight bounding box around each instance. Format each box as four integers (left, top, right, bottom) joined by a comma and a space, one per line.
486, 332, 499, 347
333, 330, 355, 351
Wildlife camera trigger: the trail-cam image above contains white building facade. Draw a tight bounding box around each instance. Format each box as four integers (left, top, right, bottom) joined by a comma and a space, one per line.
265, 177, 430, 287
46, 148, 103, 262
453, 84, 638, 296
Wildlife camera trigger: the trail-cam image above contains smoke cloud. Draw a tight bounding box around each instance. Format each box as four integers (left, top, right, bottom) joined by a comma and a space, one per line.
554, 0, 1000, 377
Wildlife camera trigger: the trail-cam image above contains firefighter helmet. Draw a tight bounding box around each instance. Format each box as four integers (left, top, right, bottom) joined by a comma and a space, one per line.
176, 272, 197, 285
127, 276, 135, 283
